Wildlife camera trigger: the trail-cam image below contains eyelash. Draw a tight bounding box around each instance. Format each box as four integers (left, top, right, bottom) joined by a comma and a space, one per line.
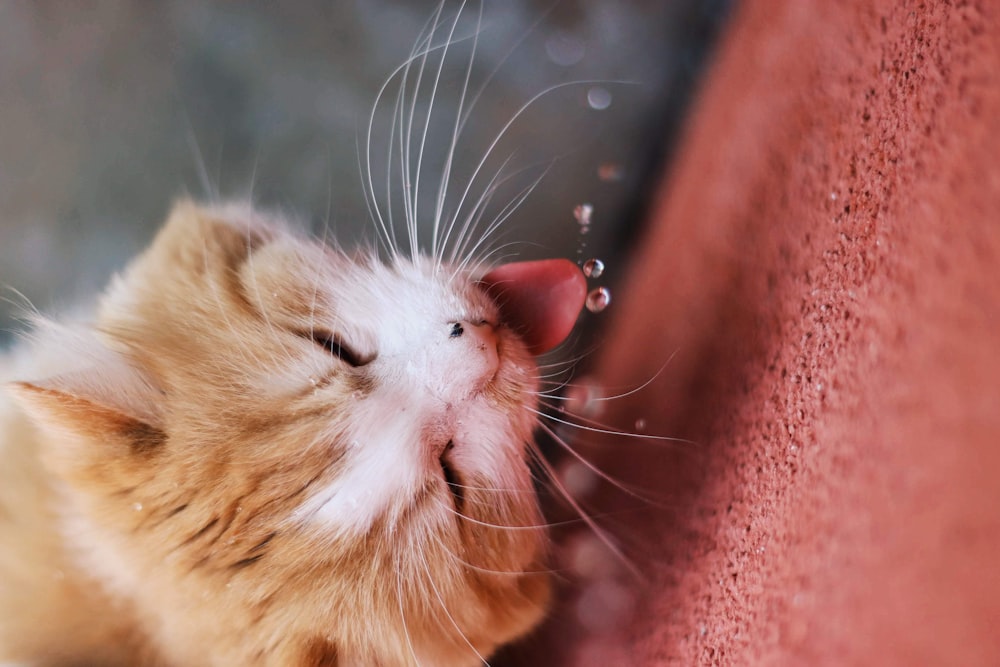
307, 331, 371, 367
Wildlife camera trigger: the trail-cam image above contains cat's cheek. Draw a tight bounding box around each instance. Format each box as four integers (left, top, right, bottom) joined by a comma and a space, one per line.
290, 411, 427, 537
447, 399, 513, 459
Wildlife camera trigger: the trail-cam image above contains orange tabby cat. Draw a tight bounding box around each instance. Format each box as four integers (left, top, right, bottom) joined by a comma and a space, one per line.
0, 200, 587, 665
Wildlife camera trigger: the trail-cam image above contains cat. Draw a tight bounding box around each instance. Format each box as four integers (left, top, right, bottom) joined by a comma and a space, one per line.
0, 199, 587, 666
0, 1, 644, 662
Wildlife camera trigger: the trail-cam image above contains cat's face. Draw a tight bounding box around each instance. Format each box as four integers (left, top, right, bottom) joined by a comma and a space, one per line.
14, 202, 556, 665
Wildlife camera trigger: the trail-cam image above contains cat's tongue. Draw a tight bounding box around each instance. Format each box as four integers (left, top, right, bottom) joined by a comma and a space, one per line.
480, 259, 587, 355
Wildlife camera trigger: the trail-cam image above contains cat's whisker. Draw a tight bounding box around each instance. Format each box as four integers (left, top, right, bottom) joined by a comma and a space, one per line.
416, 553, 493, 666
356, 156, 389, 259
398, 6, 443, 259
442, 80, 614, 268
406, 1, 468, 264
444, 153, 551, 270
394, 563, 424, 667
535, 342, 602, 370
550, 350, 681, 405
450, 1, 557, 140
531, 404, 696, 447
245, 149, 261, 209
430, 532, 559, 577
535, 373, 584, 387
442, 479, 537, 495
434, 497, 574, 532
453, 187, 543, 278
441, 151, 512, 267
454, 243, 523, 283
322, 149, 335, 243
526, 442, 643, 580
533, 358, 597, 384
448, 159, 553, 269
396, 4, 484, 261
1, 287, 42, 328
536, 421, 668, 509
431, 2, 482, 270
179, 104, 218, 203
394, 49, 416, 259
534, 383, 575, 395
363, 21, 449, 260
535, 375, 581, 387
436, 10, 568, 268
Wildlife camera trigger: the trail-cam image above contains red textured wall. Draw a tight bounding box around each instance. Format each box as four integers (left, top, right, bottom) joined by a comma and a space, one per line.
580, 1, 1000, 664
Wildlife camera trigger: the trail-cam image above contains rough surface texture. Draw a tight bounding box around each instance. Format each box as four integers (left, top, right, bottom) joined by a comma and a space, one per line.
579, 1, 1000, 664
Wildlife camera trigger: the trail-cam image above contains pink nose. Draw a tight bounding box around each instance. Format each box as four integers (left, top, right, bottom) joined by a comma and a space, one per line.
451, 320, 498, 355
466, 320, 497, 349
449, 320, 500, 381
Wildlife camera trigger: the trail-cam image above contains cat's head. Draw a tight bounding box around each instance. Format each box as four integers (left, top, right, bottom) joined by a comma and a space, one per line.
10, 201, 586, 665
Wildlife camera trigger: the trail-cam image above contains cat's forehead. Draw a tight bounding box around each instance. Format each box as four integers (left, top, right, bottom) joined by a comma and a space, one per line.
248, 237, 497, 342
105, 205, 504, 364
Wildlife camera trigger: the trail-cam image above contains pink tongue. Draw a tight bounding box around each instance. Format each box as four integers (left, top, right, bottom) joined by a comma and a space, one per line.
480, 259, 587, 355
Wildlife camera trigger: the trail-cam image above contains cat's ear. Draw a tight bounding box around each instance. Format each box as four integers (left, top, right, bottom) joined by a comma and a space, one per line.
6, 331, 165, 481
127, 199, 280, 281
480, 259, 587, 355
9, 378, 164, 450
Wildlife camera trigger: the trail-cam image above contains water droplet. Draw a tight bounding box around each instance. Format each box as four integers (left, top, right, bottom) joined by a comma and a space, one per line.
587, 86, 612, 110
559, 460, 598, 498
567, 533, 619, 579
585, 287, 611, 313
132, 502, 143, 512
634, 418, 647, 432
582, 258, 605, 278
598, 162, 625, 182
573, 203, 593, 226
575, 579, 634, 631
545, 31, 585, 66
564, 377, 605, 419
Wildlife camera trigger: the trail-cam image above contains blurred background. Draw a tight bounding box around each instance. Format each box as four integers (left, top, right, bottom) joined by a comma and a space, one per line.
0, 0, 728, 344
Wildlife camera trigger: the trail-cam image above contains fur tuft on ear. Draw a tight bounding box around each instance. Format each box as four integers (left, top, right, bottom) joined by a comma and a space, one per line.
5, 322, 166, 482
150, 199, 281, 272
9, 380, 165, 450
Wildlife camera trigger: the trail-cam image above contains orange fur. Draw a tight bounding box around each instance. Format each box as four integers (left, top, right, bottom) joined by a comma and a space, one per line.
1, 201, 550, 666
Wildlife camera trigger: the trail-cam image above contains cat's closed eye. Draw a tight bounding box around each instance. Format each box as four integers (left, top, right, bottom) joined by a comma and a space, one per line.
304, 330, 372, 367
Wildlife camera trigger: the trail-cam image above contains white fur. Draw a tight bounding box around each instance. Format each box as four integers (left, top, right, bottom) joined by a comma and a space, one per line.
290, 256, 535, 536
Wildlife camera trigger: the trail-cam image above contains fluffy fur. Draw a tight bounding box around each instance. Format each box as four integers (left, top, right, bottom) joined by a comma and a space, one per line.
0, 201, 552, 666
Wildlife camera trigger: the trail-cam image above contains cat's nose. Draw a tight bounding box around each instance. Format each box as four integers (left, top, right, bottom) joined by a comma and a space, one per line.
441, 321, 499, 397
449, 320, 499, 373
450, 320, 497, 350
